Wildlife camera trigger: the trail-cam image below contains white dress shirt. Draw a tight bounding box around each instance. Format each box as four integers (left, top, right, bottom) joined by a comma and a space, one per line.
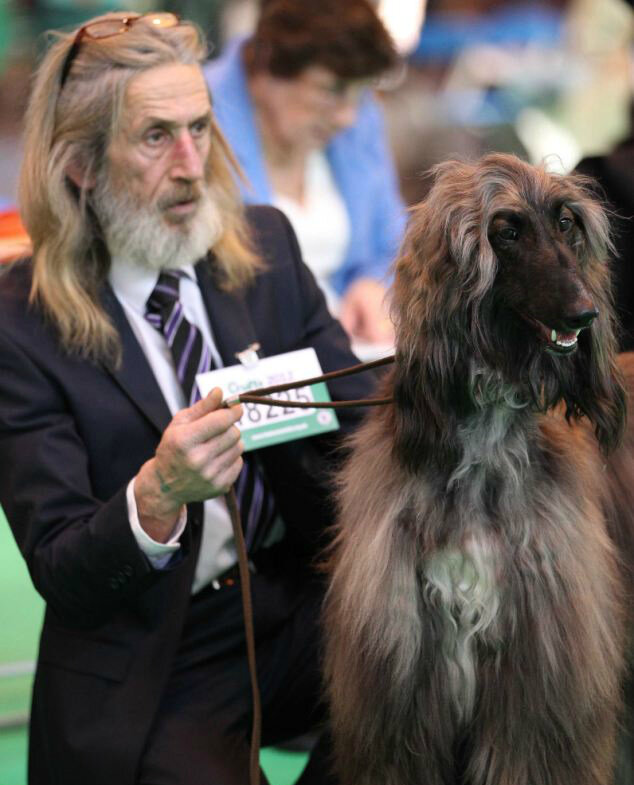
109, 257, 239, 593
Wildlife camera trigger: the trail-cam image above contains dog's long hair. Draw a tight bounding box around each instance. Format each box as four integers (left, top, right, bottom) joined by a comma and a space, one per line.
324, 154, 632, 785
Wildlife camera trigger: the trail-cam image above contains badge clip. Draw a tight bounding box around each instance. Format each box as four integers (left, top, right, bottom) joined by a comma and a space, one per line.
235, 342, 261, 370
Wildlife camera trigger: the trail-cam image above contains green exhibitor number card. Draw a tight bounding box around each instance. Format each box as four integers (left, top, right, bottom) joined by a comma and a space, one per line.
196, 348, 339, 451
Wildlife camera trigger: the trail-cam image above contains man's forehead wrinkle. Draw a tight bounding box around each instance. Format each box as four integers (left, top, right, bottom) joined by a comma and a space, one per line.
123, 66, 211, 130
127, 94, 210, 125
129, 104, 211, 133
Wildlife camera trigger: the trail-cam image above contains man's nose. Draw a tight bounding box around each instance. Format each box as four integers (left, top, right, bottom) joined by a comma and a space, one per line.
170, 131, 204, 181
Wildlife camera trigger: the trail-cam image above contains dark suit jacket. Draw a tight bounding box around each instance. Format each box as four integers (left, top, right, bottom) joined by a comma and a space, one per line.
0, 206, 375, 784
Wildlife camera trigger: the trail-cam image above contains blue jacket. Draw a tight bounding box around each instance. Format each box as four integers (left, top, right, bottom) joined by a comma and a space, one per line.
204, 39, 406, 296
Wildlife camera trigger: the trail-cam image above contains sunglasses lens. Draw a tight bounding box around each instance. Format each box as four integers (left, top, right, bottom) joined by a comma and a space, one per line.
83, 13, 178, 40
83, 19, 129, 39
61, 12, 180, 88
141, 13, 179, 29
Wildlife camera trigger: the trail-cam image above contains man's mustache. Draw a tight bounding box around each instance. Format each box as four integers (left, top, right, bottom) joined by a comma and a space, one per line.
158, 185, 203, 210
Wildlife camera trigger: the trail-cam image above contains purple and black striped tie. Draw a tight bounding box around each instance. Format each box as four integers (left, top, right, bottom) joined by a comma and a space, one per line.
145, 270, 211, 406
145, 269, 276, 551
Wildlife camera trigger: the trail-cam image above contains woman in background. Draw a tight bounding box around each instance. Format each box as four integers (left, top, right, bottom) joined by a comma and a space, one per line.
204, 0, 406, 346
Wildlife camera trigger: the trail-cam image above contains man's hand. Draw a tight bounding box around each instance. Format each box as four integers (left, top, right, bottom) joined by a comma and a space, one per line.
338, 278, 394, 344
134, 388, 244, 542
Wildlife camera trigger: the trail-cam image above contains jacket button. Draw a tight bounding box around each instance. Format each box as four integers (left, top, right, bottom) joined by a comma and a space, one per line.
122, 564, 133, 577
108, 576, 121, 590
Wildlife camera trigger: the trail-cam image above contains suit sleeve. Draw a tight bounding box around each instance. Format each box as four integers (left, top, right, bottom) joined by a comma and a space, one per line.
0, 330, 187, 629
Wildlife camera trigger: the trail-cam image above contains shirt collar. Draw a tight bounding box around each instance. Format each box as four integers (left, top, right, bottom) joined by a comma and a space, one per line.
108, 257, 197, 315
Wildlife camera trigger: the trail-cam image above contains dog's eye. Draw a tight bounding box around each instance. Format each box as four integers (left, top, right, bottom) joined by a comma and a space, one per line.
497, 227, 519, 242
559, 216, 574, 233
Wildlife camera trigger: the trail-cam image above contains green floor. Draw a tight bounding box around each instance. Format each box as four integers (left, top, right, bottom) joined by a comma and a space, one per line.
0, 508, 308, 784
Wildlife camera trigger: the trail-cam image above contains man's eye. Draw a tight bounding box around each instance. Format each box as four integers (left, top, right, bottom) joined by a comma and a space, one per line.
145, 129, 167, 146
498, 227, 519, 242
190, 120, 209, 137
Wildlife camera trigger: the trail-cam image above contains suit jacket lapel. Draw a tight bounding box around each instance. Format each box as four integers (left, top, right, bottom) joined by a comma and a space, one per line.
100, 283, 172, 434
195, 259, 261, 367
97, 260, 259, 433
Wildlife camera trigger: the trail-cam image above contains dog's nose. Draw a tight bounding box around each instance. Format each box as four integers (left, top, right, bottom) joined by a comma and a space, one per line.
563, 308, 599, 331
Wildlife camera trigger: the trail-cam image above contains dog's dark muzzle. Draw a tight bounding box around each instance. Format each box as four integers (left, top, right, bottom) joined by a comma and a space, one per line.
516, 307, 598, 355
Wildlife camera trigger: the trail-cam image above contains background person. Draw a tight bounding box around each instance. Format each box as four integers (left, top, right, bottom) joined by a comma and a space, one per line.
204, 0, 407, 347
0, 11, 374, 784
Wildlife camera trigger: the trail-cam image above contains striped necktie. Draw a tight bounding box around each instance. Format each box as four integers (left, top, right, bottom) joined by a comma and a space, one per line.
145, 269, 211, 406
145, 269, 276, 550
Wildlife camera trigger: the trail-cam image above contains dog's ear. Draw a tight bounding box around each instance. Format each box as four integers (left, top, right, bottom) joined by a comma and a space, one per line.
390, 162, 489, 470
568, 273, 626, 454
567, 295, 627, 455
562, 175, 626, 452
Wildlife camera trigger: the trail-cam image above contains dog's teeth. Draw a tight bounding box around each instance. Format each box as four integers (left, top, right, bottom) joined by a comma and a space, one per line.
549, 326, 579, 348
555, 335, 578, 347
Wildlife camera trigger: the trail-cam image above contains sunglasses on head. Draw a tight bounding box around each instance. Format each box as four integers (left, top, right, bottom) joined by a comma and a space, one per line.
59, 12, 180, 89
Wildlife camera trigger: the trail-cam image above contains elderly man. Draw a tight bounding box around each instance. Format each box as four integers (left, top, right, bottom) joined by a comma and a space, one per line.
0, 12, 375, 785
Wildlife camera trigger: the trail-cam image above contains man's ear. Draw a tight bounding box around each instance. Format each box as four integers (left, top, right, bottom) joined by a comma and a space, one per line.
65, 159, 96, 190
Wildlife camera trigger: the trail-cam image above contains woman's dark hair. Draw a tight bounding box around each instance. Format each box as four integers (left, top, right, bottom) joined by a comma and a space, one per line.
243, 0, 397, 79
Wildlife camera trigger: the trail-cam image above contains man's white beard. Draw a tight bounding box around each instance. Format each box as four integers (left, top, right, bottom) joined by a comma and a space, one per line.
92, 169, 223, 271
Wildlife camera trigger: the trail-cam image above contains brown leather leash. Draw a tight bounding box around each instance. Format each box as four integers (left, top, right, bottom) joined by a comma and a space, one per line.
223, 353, 394, 785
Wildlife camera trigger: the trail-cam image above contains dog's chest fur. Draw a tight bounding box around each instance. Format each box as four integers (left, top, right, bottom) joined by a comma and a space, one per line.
417, 399, 585, 724
423, 535, 501, 723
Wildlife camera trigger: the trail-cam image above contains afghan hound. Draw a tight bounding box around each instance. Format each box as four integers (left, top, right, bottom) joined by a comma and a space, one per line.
323, 153, 633, 785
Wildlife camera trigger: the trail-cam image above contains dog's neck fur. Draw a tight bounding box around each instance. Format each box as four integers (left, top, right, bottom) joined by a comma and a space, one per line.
448, 361, 532, 492
392, 353, 540, 499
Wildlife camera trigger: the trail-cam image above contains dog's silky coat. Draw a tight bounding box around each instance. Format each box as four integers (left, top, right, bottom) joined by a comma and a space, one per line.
324, 154, 633, 785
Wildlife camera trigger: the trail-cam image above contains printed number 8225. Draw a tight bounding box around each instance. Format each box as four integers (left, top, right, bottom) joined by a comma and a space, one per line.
237, 386, 313, 428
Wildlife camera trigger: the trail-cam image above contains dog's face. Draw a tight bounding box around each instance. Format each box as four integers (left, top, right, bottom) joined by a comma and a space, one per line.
488, 201, 597, 357
394, 155, 615, 374
391, 153, 625, 458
